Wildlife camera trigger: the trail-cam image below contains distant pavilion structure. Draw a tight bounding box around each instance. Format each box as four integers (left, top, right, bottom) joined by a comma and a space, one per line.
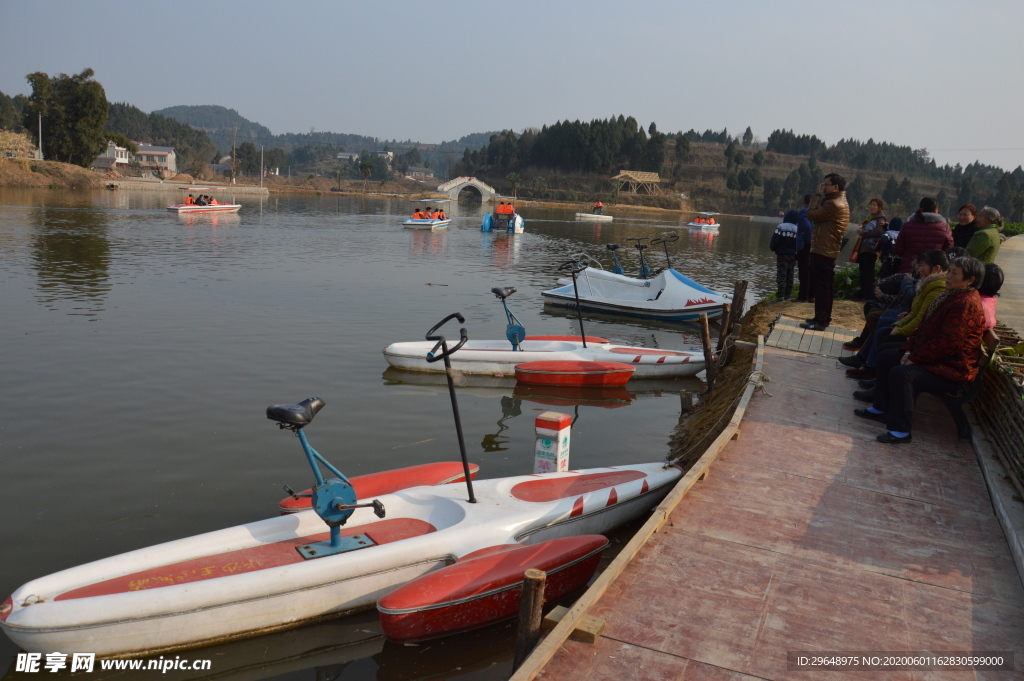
611, 170, 662, 195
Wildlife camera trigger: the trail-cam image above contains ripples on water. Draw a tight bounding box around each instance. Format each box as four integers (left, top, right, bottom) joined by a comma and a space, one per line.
0, 189, 784, 680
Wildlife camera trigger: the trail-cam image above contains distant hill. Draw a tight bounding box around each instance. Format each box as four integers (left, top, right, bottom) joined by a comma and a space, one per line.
153, 105, 275, 154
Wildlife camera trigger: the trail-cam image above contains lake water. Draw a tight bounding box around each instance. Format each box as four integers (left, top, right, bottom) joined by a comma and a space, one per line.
0, 190, 786, 680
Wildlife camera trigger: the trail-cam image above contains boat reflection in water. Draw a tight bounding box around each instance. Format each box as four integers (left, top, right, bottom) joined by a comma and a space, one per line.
0, 610, 518, 681
178, 211, 242, 229
409, 228, 448, 259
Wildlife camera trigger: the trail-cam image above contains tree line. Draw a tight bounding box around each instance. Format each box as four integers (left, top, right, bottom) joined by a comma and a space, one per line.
455, 116, 669, 178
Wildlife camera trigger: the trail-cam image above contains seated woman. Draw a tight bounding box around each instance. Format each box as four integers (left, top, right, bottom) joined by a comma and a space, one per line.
854, 256, 987, 444
979, 262, 1004, 330
840, 249, 949, 377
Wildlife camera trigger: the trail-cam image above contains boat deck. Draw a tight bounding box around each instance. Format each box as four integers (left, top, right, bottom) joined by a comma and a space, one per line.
528, 327, 1024, 681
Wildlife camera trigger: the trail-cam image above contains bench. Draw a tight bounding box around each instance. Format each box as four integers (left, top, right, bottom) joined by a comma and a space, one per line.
923, 329, 999, 442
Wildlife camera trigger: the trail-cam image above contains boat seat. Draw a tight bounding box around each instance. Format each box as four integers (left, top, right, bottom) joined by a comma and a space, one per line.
491, 287, 517, 300
266, 397, 325, 429
605, 244, 620, 251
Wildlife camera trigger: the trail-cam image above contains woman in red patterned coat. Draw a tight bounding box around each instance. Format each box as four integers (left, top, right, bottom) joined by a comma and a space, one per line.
854, 256, 987, 444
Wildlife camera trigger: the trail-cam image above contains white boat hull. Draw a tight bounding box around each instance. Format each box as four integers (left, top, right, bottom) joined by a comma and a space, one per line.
382, 339, 705, 378
167, 204, 241, 214
575, 213, 613, 221
402, 219, 451, 230
1, 464, 680, 657
543, 268, 728, 322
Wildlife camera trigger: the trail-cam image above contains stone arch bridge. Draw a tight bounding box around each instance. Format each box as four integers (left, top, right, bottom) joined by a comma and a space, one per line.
437, 176, 496, 202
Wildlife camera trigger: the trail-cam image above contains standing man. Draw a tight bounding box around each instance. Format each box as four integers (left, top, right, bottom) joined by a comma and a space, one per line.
800, 174, 850, 331
793, 194, 814, 302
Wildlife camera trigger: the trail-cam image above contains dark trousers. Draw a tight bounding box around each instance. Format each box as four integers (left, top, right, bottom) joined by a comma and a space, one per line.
775, 254, 796, 299
872, 348, 963, 433
809, 253, 836, 326
795, 249, 811, 300
857, 252, 877, 299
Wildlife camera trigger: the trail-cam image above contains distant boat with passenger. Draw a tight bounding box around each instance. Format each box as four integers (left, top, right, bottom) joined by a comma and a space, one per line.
403, 199, 451, 230
686, 212, 719, 230
167, 193, 240, 214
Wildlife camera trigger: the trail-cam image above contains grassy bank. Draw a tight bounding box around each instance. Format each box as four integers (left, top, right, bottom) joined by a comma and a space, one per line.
0, 158, 103, 190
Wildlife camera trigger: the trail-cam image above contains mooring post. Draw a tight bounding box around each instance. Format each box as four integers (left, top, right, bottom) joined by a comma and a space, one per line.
730, 280, 748, 325
699, 312, 715, 392
680, 391, 694, 413
513, 568, 547, 671
716, 302, 732, 352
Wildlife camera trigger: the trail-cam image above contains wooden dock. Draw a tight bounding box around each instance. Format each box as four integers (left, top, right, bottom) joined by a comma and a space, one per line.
519, 323, 1024, 681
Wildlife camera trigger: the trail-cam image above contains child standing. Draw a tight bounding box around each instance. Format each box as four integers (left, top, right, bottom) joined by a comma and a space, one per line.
770, 209, 800, 301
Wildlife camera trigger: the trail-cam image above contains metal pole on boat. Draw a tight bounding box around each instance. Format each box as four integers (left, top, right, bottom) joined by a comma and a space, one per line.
425, 313, 477, 503
559, 261, 588, 348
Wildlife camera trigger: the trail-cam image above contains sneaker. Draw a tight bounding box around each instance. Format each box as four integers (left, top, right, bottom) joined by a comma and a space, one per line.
853, 389, 875, 402
804, 318, 817, 324
838, 355, 864, 368
842, 338, 864, 351
846, 366, 875, 379
800, 322, 828, 331
858, 378, 875, 389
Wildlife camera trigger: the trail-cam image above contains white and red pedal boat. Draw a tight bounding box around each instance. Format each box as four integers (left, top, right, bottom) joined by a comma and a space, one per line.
383, 338, 705, 379
384, 288, 706, 379
0, 462, 680, 657
167, 203, 241, 214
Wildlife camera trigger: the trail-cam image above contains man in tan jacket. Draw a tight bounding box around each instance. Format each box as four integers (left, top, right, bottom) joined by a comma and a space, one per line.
800, 173, 850, 330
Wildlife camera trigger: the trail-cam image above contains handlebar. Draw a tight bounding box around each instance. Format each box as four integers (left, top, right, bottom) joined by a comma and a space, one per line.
558, 260, 588, 275
425, 313, 468, 362
651, 235, 679, 246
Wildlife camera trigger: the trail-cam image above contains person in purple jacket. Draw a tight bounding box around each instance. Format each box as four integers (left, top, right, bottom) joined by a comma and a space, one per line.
893, 197, 953, 273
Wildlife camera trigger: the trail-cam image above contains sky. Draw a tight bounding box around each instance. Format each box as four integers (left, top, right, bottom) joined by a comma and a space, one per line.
2, 0, 1022, 171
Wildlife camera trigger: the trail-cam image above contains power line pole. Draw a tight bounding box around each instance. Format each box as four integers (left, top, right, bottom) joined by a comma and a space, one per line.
38, 113, 43, 160
260, 145, 264, 189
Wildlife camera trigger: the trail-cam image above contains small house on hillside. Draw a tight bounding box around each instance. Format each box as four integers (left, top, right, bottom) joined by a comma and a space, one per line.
336, 152, 359, 162
93, 141, 132, 169
135, 145, 177, 176
407, 166, 435, 181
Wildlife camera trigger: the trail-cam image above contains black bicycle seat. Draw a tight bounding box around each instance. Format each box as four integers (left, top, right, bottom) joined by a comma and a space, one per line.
634, 243, 648, 250
605, 243, 620, 251
267, 397, 325, 429
491, 287, 517, 299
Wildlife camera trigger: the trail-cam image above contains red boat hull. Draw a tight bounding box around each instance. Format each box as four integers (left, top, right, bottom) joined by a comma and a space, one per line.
377, 535, 607, 642
515, 360, 635, 387
278, 462, 479, 513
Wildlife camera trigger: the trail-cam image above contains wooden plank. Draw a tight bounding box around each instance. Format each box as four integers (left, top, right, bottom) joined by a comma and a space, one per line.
797, 329, 815, 353
808, 329, 825, 355
541, 605, 606, 644
509, 337, 767, 681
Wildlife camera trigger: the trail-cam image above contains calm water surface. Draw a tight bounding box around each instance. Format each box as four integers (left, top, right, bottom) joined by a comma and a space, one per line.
0, 190, 784, 680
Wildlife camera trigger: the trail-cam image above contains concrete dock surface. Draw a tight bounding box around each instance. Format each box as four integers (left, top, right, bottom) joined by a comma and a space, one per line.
537, 343, 1024, 680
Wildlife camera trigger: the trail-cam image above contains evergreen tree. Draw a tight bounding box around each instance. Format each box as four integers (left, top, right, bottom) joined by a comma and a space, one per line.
763, 177, 782, 211
742, 126, 753, 147
955, 175, 977, 210
846, 173, 868, 210
22, 68, 108, 166
935, 188, 950, 218
883, 176, 900, 206
897, 177, 915, 209
753, 150, 765, 167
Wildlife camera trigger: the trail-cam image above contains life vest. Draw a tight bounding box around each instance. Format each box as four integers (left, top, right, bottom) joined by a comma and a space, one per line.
185, 196, 194, 205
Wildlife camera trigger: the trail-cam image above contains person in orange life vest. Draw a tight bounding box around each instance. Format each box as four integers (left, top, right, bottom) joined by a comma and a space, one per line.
593, 200, 603, 215
437, 208, 447, 219
185, 194, 195, 205
209, 197, 219, 205
430, 209, 442, 219
496, 201, 506, 214
411, 209, 425, 219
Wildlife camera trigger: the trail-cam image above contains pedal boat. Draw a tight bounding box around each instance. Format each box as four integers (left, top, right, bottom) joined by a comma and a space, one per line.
403, 198, 451, 230
686, 211, 720, 229
383, 287, 706, 378
575, 212, 613, 221
0, 463, 679, 657
543, 268, 728, 322
167, 203, 241, 214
